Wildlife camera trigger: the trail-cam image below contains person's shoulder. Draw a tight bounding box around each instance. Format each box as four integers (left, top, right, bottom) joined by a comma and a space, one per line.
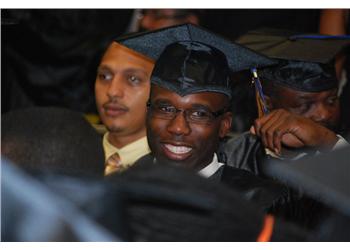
218, 132, 265, 174
220, 165, 290, 211
223, 131, 260, 148
133, 153, 155, 168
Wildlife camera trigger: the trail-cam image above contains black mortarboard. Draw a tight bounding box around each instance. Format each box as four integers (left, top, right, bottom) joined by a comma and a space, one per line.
259, 60, 338, 93
236, 28, 350, 93
116, 24, 276, 98
264, 146, 350, 217
236, 28, 350, 64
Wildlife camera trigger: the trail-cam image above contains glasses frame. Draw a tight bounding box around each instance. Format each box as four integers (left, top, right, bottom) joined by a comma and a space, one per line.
146, 101, 230, 124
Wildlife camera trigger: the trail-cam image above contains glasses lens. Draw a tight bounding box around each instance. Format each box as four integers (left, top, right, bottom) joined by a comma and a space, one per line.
187, 109, 213, 123
150, 103, 176, 119
148, 102, 225, 124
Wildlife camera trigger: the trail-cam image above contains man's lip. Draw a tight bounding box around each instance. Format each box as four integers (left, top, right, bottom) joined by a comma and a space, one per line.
161, 141, 193, 148
103, 104, 128, 117
161, 142, 193, 161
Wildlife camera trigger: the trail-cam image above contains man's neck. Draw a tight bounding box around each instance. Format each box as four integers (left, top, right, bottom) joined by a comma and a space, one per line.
108, 130, 146, 149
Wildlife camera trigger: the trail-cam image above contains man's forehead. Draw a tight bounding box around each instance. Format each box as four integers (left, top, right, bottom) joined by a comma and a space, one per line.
104, 42, 155, 64
151, 85, 228, 106
279, 85, 338, 101
98, 64, 150, 75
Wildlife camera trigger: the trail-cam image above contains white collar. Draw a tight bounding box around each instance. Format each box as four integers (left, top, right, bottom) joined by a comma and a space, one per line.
197, 153, 224, 178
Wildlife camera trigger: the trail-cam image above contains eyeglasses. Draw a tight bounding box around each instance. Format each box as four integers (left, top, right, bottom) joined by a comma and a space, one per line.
147, 101, 230, 124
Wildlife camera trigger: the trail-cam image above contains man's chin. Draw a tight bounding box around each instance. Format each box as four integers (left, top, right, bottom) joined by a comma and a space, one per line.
155, 156, 199, 171
105, 123, 124, 133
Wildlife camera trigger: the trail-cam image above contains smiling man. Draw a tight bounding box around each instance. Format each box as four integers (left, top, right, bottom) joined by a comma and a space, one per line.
95, 41, 154, 175
147, 87, 230, 172
145, 41, 233, 173
118, 24, 290, 211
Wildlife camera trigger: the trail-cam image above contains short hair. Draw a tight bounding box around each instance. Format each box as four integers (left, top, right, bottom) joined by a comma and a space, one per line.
2, 107, 104, 177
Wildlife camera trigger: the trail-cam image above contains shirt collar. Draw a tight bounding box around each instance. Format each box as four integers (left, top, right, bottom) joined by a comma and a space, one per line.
103, 132, 150, 167
197, 153, 224, 178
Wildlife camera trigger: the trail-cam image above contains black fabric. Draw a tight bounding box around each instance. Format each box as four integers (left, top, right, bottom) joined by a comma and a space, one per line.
134, 153, 288, 213
218, 132, 340, 230
270, 217, 309, 242
3, 152, 309, 242
265, 146, 350, 218
236, 27, 350, 92
151, 41, 231, 97
236, 27, 350, 64
109, 156, 266, 241
1, 160, 123, 241
218, 132, 266, 176
117, 23, 276, 72
259, 60, 338, 93
212, 165, 290, 212
117, 23, 276, 98
309, 211, 350, 241
1, 107, 105, 177
129, 154, 310, 241
2, 9, 133, 114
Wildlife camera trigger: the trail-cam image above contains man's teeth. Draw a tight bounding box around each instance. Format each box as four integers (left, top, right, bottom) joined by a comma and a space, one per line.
164, 144, 192, 154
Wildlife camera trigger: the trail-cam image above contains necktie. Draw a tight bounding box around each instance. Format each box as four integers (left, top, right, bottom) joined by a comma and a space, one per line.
105, 152, 123, 175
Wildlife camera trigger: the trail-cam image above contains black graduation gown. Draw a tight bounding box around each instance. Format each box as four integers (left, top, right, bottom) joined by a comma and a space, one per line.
133, 153, 289, 213
210, 164, 289, 212
217, 132, 332, 230
217, 131, 266, 176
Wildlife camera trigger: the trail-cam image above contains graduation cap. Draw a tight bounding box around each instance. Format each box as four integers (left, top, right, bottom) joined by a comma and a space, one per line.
116, 24, 276, 98
264, 146, 350, 217
236, 27, 350, 64
236, 28, 350, 115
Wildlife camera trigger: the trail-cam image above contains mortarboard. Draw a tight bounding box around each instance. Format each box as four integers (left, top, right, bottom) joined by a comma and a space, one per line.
264, 146, 350, 217
236, 28, 350, 64
236, 28, 350, 115
116, 24, 276, 98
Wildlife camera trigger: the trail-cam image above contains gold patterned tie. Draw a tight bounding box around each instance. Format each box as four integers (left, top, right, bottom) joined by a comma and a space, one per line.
104, 152, 123, 175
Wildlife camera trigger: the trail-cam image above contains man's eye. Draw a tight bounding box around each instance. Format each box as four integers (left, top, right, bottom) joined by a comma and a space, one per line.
128, 75, 141, 84
98, 72, 112, 81
191, 110, 210, 118
297, 103, 312, 114
159, 106, 176, 113
327, 96, 338, 105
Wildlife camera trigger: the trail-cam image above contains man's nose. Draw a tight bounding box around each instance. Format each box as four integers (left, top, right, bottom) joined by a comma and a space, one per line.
166, 111, 191, 136
107, 77, 124, 99
310, 104, 333, 124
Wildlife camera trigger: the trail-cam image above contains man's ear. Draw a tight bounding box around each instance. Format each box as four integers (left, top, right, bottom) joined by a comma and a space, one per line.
219, 112, 232, 138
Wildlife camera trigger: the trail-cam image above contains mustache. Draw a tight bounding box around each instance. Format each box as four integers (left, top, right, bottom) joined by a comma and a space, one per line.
102, 100, 129, 111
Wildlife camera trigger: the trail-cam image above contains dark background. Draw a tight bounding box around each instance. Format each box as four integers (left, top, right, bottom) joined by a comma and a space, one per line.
2, 9, 321, 115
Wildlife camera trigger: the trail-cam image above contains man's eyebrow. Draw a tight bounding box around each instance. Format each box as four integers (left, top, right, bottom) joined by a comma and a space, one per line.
124, 68, 148, 76
293, 93, 318, 101
154, 98, 172, 104
97, 66, 148, 77
97, 65, 112, 71
191, 103, 212, 111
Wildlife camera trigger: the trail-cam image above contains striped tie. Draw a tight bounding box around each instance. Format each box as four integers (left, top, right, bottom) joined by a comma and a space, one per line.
104, 152, 123, 175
